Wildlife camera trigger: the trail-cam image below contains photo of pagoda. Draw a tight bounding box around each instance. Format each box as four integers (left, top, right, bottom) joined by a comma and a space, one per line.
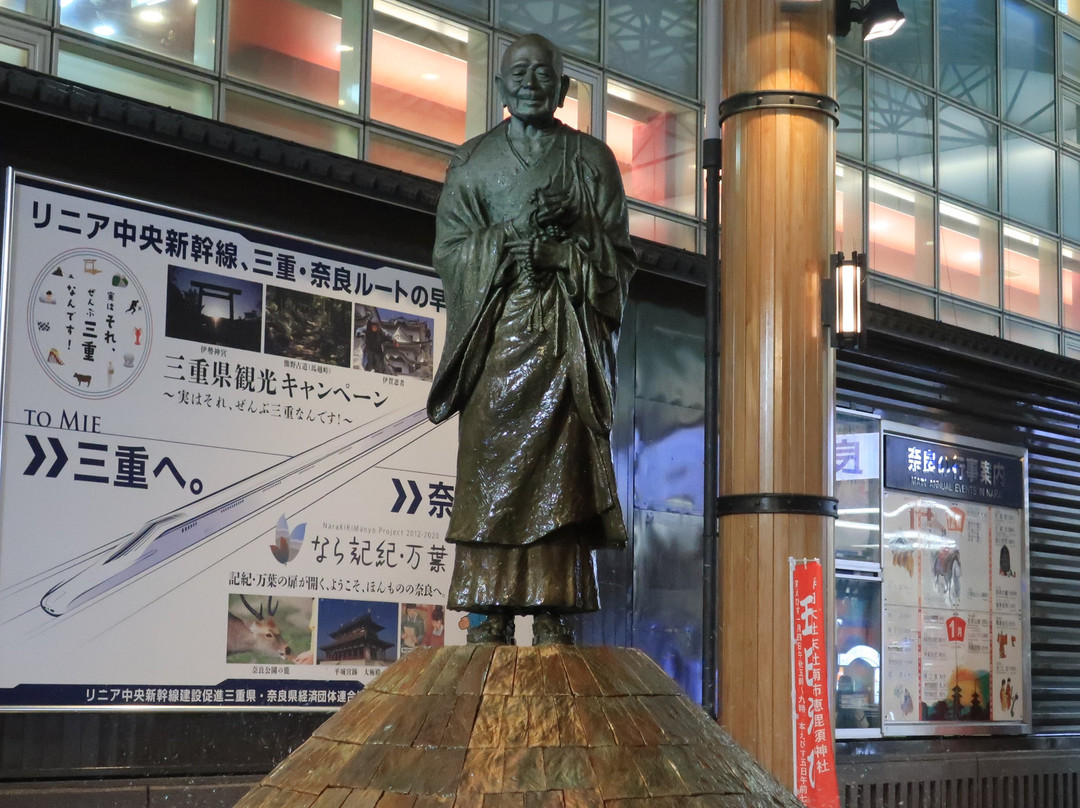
317, 600, 396, 664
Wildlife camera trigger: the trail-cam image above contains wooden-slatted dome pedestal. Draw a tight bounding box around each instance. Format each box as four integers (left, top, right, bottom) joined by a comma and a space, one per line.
235, 645, 802, 808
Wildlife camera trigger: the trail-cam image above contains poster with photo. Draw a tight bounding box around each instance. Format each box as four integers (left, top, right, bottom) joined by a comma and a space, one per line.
882, 604, 919, 722
880, 432, 1027, 732
0, 173, 462, 709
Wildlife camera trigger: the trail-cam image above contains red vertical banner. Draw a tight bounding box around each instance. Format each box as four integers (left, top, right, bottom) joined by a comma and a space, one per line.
791, 558, 841, 808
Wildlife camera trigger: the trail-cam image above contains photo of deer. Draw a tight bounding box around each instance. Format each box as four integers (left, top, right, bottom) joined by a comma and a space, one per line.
225, 594, 314, 664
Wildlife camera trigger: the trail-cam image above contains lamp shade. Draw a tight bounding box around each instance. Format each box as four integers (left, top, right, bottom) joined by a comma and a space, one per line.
862, 0, 906, 40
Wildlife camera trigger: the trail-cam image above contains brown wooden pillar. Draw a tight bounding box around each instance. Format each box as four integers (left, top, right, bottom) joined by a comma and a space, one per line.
718, 0, 837, 787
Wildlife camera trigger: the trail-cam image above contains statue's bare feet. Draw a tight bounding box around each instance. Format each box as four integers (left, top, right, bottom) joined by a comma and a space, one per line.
532, 612, 574, 645
466, 614, 515, 645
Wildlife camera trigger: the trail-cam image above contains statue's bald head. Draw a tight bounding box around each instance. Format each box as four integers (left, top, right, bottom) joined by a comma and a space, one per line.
497, 34, 570, 126
500, 34, 564, 78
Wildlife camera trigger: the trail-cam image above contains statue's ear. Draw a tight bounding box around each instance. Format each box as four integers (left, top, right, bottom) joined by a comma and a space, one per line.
557, 75, 570, 107
496, 75, 509, 108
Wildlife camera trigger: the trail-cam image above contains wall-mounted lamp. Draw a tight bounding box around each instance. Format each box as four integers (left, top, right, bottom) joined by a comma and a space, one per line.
836, 0, 906, 40
823, 251, 867, 349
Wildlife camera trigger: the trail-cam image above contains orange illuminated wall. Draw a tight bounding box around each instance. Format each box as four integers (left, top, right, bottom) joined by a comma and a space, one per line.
229, 0, 343, 108
369, 30, 467, 143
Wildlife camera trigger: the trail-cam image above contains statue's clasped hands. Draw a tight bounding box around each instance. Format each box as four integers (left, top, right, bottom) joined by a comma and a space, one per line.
507, 187, 577, 274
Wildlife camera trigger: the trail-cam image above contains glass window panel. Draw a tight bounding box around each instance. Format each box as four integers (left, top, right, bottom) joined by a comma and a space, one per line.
497, 0, 600, 62
938, 0, 996, 114
940, 299, 1000, 335
1063, 246, 1080, 332
628, 208, 697, 251
606, 81, 697, 216
835, 411, 881, 565
0, 41, 29, 67
1067, 0, 1080, 24
61, 0, 216, 69
428, 0, 488, 19
57, 41, 213, 117
1064, 29, 1080, 85
634, 400, 705, 514
868, 0, 932, 87
370, 0, 488, 145
837, 55, 863, 160
366, 131, 451, 182
605, 0, 697, 98
939, 201, 999, 306
0, 0, 48, 19
868, 71, 933, 186
1004, 225, 1058, 323
838, 26, 863, 57
835, 576, 882, 731
560, 77, 592, 133
836, 164, 864, 256
1064, 89, 1080, 150
224, 90, 359, 157
868, 175, 934, 287
1004, 318, 1059, 351
1003, 130, 1056, 233
868, 276, 936, 316
1001, 0, 1055, 139
938, 104, 997, 210
228, 0, 363, 113
1064, 153, 1080, 244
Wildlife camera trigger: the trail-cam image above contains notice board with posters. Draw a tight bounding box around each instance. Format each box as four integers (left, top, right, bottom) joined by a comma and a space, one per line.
879, 427, 1029, 736
0, 171, 464, 710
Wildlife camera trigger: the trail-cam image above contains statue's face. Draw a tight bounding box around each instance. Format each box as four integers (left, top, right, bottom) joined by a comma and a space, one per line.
498, 40, 568, 126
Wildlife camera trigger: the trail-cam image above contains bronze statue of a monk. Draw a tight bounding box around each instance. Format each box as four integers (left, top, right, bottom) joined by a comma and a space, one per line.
427, 33, 635, 645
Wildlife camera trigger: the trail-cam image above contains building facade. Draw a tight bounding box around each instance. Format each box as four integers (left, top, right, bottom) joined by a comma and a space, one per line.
0, 0, 1079, 806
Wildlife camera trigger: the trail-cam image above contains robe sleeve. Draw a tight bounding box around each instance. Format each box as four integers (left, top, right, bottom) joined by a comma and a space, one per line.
427, 139, 517, 424
560, 136, 637, 433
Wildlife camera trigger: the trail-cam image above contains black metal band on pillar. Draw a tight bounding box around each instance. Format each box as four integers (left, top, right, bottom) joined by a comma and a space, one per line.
716, 493, 839, 518
718, 90, 840, 126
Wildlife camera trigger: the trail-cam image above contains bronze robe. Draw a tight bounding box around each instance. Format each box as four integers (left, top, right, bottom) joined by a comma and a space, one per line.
428, 121, 635, 613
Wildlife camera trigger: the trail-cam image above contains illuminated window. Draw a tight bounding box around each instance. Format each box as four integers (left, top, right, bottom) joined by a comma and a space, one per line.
836, 163, 864, 257
939, 201, 999, 307
1003, 225, 1057, 324
62, 0, 217, 69
227, 0, 363, 113
605, 80, 696, 216
0, 41, 28, 67
366, 131, 451, 182
939, 299, 1000, 336
0, 0, 48, 19
1065, 247, 1080, 333
224, 90, 359, 158
57, 40, 214, 117
627, 208, 696, 251
370, 0, 488, 145
868, 175, 934, 288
